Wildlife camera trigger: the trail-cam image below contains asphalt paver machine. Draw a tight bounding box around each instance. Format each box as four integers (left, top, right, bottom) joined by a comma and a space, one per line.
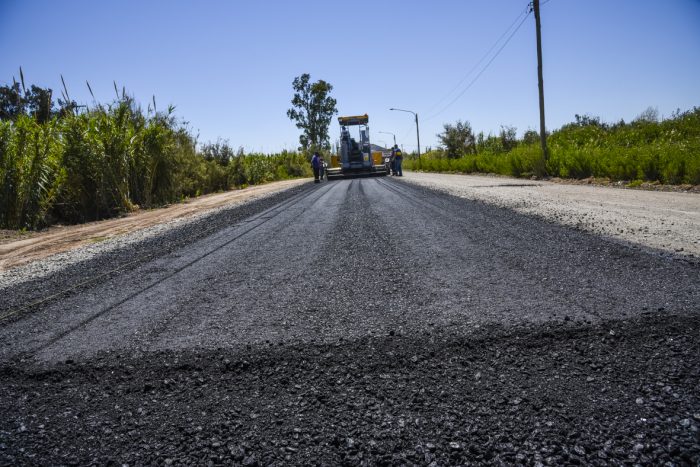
327, 114, 389, 179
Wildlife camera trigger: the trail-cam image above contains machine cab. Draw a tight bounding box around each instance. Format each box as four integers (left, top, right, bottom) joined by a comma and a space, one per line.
338, 114, 372, 171
327, 114, 389, 178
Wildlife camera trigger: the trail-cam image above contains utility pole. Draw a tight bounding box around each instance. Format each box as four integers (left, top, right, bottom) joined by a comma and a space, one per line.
415, 113, 421, 159
534, 0, 548, 165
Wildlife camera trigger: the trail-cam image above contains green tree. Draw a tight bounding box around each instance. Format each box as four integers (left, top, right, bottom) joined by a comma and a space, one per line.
286, 73, 337, 152
24, 85, 54, 123
201, 138, 236, 166
499, 125, 518, 152
634, 106, 659, 123
0, 82, 23, 120
0, 82, 55, 124
522, 129, 540, 145
437, 120, 476, 158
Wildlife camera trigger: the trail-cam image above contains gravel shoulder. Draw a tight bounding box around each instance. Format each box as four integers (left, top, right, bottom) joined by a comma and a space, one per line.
402, 172, 700, 259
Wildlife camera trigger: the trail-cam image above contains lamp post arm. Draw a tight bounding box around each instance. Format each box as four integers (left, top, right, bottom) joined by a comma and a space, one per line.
389, 107, 421, 159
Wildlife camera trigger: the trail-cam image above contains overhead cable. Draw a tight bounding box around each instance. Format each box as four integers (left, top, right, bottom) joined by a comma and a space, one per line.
423, 5, 530, 118
425, 9, 532, 121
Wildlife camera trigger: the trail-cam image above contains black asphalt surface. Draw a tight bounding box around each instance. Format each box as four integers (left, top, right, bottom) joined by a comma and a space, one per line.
1, 177, 699, 465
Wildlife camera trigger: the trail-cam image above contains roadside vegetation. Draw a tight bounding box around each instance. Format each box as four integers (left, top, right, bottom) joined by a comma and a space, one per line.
0, 76, 311, 230
405, 107, 700, 185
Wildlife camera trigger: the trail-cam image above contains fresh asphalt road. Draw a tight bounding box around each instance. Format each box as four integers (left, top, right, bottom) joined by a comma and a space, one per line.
1, 176, 697, 363
1, 177, 699, 465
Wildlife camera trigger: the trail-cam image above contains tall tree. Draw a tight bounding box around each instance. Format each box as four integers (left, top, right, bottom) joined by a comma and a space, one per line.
201, 138, 236, 166
0, 83, 57, 123
287, 74, 337, 152
25, 85, 54, 123
499, 125, 518, 152
437, 120, 476, 158
0, 82, 23, 120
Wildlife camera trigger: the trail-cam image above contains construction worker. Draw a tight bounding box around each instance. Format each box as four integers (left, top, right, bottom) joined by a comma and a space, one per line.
311, 152, 321, 183
319, 156, 326, 181
393, 145, 403, 176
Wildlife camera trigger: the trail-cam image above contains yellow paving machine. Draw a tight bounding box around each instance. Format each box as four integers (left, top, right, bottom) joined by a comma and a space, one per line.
326, 114, 389, 179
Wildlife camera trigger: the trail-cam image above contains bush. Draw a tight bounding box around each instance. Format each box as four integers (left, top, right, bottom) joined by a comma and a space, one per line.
406, 107, 700, 185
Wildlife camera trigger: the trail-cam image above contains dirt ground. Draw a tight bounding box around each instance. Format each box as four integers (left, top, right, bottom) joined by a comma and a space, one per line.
0, 179, 308, 271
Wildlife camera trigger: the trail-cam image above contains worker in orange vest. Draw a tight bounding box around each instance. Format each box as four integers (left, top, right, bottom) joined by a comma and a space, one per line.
392, 145, 403, 176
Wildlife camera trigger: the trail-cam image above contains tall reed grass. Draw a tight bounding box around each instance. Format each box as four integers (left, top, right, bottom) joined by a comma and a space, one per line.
0, 93, 312, 230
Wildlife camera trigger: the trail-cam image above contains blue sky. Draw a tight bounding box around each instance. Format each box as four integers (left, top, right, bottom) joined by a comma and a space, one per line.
1, 0, 699, 153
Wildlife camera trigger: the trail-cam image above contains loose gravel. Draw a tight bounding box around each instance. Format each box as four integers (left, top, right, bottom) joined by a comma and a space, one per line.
1, 313, 698, 465
402, 172, 700, 260
1, 176, 698, 465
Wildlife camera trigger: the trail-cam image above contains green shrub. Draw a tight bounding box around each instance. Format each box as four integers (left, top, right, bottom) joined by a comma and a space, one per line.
407, 107, 700, 185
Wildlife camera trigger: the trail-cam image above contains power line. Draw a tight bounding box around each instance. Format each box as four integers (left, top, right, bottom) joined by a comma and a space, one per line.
424, 5, 530, 117
392, 1, 554, 147
425, 9, 532, 121
398, 119, 416, 142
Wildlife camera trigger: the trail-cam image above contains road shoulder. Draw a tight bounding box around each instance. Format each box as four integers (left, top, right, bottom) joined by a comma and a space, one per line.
402, 172, 700, 260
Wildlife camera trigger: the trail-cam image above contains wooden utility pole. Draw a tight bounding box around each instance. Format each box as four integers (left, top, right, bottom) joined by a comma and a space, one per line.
414, 113, 421, 160
534, 0, 548, 164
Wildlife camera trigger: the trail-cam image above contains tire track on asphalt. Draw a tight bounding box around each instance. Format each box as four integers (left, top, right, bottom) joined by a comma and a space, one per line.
376, 177, 600, 321
0, 185, 314, 324
377, 177, 523, 247
128, 181, 345, 349
384, 178, 697, 323
14, 182, 335, 360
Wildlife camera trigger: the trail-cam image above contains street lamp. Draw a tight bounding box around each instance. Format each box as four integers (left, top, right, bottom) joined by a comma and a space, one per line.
378, 131, 396, 146
389, 108, 420, 159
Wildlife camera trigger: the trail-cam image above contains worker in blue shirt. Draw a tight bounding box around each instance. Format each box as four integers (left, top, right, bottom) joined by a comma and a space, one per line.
311, 152, 321, 183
